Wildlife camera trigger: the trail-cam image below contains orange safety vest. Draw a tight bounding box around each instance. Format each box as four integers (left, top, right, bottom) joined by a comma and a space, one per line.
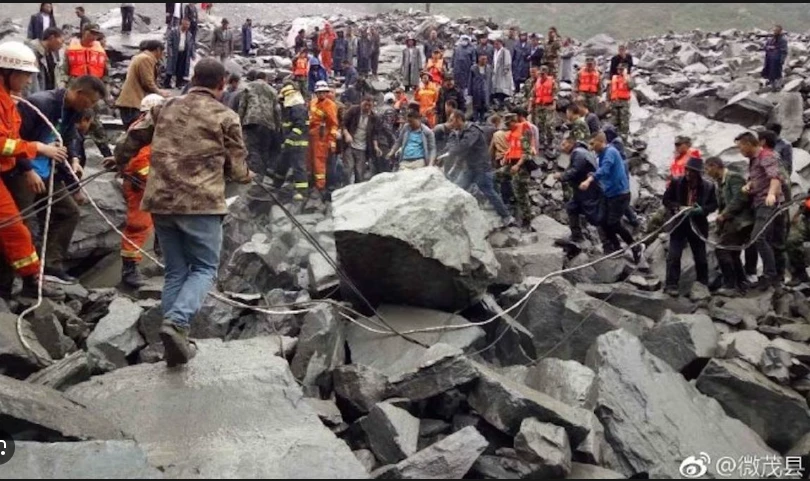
534, 76, 554, 106
416, 83, 439, 114
505, 128, 525, 162
670, 148, 703, 180
293, 57, 309, 77
0, 87, 38, 174
309, 98, 339, 140
578, 69, 600, 94
66, 38, 107, 79
426, 58, 445, 84
610, 75, 632, 101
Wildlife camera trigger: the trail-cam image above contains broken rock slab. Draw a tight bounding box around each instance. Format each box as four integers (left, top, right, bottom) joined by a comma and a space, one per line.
494, 242, 563, 285
390, 343, 480, 401
0, 312, 51, 379
5, 441, 162, 479
718, 330, 771, 366
696, 358, 810, 452
26, 351, 91, 392
578, 283, 696, 321
0, 374, 122, 441
468, 362, 592, 447
334, 364, 392, 420
641, 311, 718, 373
502, 278, 653, 363
715, 91, 775, 127
67, 338, 367, 479
333, 168, 499, 312
362, 402, 420, 465
514, 419, 573, 478
86, 297, 145, 373
290, 304, 344, 394
567, 463, 626, 479
376, 426, 488, 480
346, 304, 484, 378
525, 358, 596, 410
586, 330, 776, 478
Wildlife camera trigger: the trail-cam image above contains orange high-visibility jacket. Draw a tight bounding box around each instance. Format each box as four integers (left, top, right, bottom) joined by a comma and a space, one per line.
578, 69, 600, 94
534, 76, 555, 106
610, 75, 632, 101
66, 38, 107, 78
0, 87, 38, 173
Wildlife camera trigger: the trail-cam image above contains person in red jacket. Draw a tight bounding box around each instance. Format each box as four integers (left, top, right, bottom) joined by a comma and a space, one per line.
0, 42, 68, 299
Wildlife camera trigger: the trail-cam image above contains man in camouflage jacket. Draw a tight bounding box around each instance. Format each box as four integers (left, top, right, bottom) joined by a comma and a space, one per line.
114, 59, 253, 368
237, 70, 282, 181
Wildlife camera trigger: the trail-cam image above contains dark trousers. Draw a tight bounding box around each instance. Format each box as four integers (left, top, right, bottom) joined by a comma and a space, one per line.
371, 53, 380, 76
119, 107, 140, 130
601, 193, 635, 253
666, 222, 708, 288
473, 106, 489, 123
121, 6, 135, 33
752, 205, 780, 283
717, 225, 753, 289
243, 125, 276, 178
491, 93, 509, 110
165, 51, 189, 88
273, 146, 309, 191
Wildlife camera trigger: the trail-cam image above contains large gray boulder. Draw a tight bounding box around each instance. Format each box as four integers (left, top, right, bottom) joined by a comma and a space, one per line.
578, 283, 696, 321
333, 168, 499, 312
86, 297, 145, 373
67, 338, 367, 478
586, 330, 776, 478
390, 344, 480, 401
768, 92, 804, 143
501, 278, 653, 363
0, 375, 122, 441
641, 311, 718, 372
494, 243, 563, 285
525, 358, 597, 410
345, 304, 484, 378
333, 364, 392, 419
5, 441, 162, 479
376, 426, 488, 479
362, 402, 420, 465
514, 419, 573, 478
697, 358, 810, 452
715, 91, 775, 127
582, 33, 617, 57
290, 304, 344, 393
0, 312, 51, 379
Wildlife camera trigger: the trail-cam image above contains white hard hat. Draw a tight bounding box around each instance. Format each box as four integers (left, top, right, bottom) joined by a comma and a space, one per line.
140, 94, 166, 112
0, 42, 39, 74
383, 92, 396, 103
315, 80, 330, 93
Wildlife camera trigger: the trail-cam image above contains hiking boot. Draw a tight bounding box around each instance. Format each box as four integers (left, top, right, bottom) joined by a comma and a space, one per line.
159, 321, 197, 368
632, 244, 645, 265
121, 260, 146, 289
664, 285, 680, 297
21, 276, 65, 300
44, 267, 78, 285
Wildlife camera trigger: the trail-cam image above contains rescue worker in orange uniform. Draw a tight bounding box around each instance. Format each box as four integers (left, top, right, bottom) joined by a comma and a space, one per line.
415, 72, 439, 128
63, 23, 113, 158
308, 80, 339, 197
425, 48, 446, 85
531, 65, 557, 148
608, 62, 634, 139
293, 48, 310, 99
575, 56, 601, 115
496, 114, 533, 227
0, 42, 68, 300
318, 23, 337, 73
117, 94, 166, 289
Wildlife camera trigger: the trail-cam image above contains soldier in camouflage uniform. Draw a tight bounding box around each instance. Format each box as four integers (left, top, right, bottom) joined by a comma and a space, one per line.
574, 57, 602, 115
274, 83, 310, 201
496, 114, 533, 226
114, 58, 253, 368
523, 66, 539, 109
608, 63, 634, 139
543, 27, 562, 79
787, 196, 810, 286
237, 71, 282, 181
531, 66, 557, 148
565, 104, 591, 142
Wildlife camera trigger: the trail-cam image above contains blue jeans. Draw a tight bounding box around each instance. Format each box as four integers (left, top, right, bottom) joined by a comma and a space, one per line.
455, 169, 511, 219
153, 215, 223, 328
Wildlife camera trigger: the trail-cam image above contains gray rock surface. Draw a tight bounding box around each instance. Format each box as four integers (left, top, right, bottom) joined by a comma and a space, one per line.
379, 426, 488, 479
333, 168, 499, 311
0, 374, 122, 441
5, 441, 162, 479
67, 338, 367, 478
190, 295, 243, 339
715, 91, 775, 127
26, 351, 91, 392
494, 243, 563, 285
514, 419, 573, 478
718, 330, 771, 366
567, 463, 626, 479
586, 330, 775, 478
334, 364, 392, 419
86, 297, 145, 372
641, 311, 718, 372
290, 304, 344, 393
697, 358, 810, 452
362, 402, 420, 465
525, 358, 597, 410
769, 92, 805, 143
390, 344, 480, 401
346, 304, 484, 378
0, 312, 51, 379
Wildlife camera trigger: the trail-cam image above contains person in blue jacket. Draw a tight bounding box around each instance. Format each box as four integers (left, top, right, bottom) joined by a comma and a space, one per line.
308, 55, 329, 94
579, 131, 641, 262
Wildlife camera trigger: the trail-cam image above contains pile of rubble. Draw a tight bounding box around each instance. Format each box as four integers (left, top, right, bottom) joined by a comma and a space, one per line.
4, 8, 810, 480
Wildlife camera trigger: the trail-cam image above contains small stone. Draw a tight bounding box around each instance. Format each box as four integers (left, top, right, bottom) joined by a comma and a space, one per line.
514, 419, 573, 478
362, 402, 420, 465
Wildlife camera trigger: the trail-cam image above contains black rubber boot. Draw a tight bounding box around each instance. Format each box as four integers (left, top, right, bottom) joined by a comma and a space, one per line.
21, 276, 65, 300
121, 260, 147, 289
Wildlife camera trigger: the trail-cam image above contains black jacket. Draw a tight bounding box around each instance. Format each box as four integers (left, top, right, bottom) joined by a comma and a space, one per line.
27, 12, 57, 41
446, 122, 491, 173
437, 86, 467, 124
343, 106, 382, 154
529, 45, 545, 68
562, 143, 602, 224
664, 176, 718, 234
609, 54, 635, 78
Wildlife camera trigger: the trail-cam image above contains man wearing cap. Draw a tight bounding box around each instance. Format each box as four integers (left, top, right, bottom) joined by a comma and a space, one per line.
274, 83, 310, 201
453, 35, 476, 95
608, 63, 633, 139
662, 157, 718, 296
531, 65, 557, 148
63, 23, 113, 158
309, 80, 339, 195
575, 57, 601, 115
437, 74, 466, 125
498, 113, 533, 226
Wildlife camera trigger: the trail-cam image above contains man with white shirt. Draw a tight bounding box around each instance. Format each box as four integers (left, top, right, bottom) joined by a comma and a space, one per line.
166, 18, 194, 89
